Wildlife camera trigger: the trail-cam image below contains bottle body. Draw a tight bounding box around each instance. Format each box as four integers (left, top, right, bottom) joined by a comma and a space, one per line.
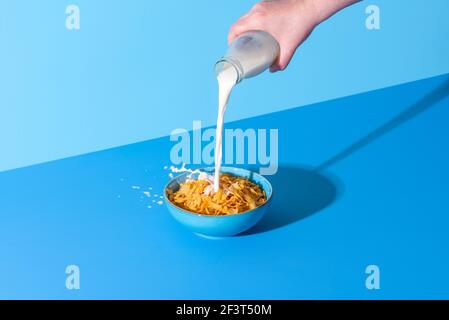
215, 30, 280, 83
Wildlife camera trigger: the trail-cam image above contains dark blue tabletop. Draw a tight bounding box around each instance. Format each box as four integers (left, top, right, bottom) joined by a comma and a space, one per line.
1, 74, 448, 299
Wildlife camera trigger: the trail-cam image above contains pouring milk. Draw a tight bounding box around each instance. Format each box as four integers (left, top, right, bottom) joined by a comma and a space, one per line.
213, 30, 280, 192
213, 67, 238, 192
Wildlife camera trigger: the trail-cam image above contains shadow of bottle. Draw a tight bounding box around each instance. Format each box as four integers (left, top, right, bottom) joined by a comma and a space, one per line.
241, 164, 340, 235
241, 76, 449, 236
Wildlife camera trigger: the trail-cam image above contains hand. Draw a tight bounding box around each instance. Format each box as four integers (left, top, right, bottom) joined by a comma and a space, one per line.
228, 0, 358, 72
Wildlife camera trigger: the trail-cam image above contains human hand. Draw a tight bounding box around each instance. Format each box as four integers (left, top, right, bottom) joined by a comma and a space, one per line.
228, 0, 359, 72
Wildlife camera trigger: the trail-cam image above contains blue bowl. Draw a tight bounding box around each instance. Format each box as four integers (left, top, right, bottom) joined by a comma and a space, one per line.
164, 167, 273, 238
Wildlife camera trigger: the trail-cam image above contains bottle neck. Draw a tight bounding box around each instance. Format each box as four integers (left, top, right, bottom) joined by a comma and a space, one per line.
214, 58, 243, 84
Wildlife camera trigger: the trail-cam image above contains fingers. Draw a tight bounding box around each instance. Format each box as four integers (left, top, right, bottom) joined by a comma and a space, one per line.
227, 2, 269, 45
228, 16, 293, 72
228, 14, 263, 45
227, 0, 314, 72
228, 14, 298, 73
271, 26, 315, 72
270, 45, 295, 72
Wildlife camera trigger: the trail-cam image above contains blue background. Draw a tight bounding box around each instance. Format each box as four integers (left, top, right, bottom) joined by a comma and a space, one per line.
1, 0, 449, 171
1, 0, 449, 299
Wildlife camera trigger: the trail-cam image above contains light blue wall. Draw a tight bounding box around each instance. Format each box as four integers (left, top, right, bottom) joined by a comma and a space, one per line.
1, 0, 448, 172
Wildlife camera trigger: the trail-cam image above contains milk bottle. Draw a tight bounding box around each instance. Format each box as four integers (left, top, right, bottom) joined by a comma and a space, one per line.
213, 31, 280, 192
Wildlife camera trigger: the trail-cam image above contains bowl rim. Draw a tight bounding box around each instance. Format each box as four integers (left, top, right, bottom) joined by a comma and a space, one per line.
163, 166, 273, 218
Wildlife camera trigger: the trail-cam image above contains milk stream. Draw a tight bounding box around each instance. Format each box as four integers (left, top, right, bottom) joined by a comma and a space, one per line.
213, 66, 238, 192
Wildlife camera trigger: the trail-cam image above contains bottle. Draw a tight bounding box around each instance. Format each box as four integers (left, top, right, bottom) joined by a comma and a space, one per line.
215, 30, 280, 83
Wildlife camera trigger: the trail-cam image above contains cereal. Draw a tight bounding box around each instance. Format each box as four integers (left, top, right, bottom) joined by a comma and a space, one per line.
167, 173, 266, 215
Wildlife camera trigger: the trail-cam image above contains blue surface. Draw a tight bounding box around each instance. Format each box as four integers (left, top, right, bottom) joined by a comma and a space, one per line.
2, 0, 449, 171
1, 74, 449, 299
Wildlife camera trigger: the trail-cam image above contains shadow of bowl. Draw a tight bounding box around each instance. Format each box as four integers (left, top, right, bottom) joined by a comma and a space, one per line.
241, 164, 341, 235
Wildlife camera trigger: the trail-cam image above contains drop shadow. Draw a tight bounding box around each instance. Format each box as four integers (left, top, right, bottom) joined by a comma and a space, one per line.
241, 164, 341, 235
241, 77, 449, 236
317, 77, 449, 171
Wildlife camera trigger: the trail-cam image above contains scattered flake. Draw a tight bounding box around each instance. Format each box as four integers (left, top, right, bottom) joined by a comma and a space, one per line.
143, 191, 151, 198
147, 205, 152, 209
157, 200, 163, 205
163, 165, 168, 170
131, 185, 140, 190
168, 173, 174, 178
